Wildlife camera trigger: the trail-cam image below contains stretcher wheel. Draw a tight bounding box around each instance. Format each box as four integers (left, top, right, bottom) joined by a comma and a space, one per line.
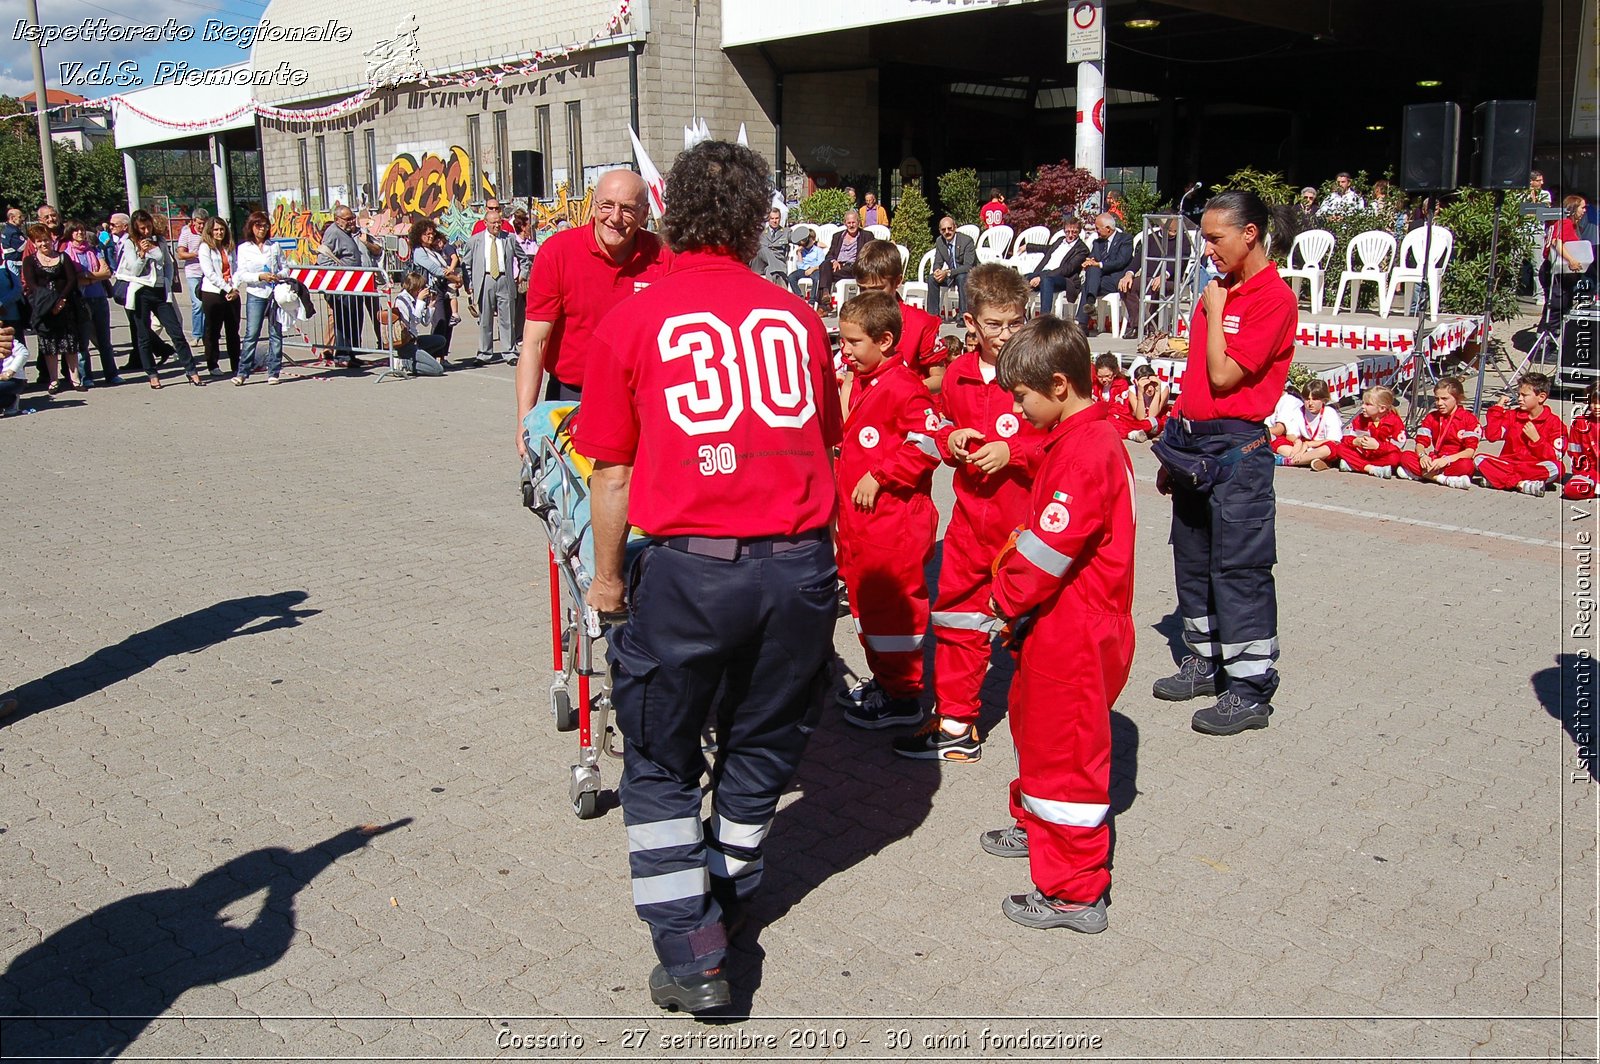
551, 687, 576, 732
574, 789, 600, 819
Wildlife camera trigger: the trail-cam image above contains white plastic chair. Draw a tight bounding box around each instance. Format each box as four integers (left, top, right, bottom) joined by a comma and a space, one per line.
1097, 292, 1126, 337
866, 224, 891, 242
1009, 251, 1044, 275
957, 224, 980, 246
1279, 229, 1335, 315
813, 223, 840, 251
1331, 231, 1397, 316
976, 225, 1014, 264
915, 247, 937, 283
895, 244, 910, 272
1011, 225, 1050, 258
1381, 225, 1454, 320
831, 278, 860, 312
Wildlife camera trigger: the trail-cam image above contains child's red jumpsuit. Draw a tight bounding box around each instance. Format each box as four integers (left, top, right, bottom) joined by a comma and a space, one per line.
1397, 407, 1481, 480
930, 351, 1047, 726
1564, 411, 1598, 500
1476, 404, 1566, 490
836, 358, 941, 699
896, 298, 947, 390
992, 404, 1136, 905
1334, 410, 1407, 474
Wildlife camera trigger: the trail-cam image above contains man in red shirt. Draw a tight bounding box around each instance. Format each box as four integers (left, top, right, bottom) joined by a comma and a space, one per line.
574, 141, 842, 1015
1154, 191, 1298, 737
514, 169, 670, 455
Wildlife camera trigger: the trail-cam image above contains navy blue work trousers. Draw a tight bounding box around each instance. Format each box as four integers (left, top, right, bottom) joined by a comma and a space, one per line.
607, 537, 837, 976
1166, 419, 1281, 705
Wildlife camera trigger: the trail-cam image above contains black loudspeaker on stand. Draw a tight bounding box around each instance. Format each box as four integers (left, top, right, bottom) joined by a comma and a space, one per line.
1401, 102, 1460, 192
512, 150, 545, 199
1473, 101, 1536, 189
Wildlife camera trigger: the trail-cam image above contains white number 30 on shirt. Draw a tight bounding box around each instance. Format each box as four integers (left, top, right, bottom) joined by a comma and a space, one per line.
657, 310, 818, 437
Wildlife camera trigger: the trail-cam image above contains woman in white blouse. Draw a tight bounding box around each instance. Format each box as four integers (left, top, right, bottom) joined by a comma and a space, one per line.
234, 211, 287, 384
198, 217, 241, 377
114, 209, 202, 388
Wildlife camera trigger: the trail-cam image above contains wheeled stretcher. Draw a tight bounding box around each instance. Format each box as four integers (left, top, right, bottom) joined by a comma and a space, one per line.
519, 401, 644, 818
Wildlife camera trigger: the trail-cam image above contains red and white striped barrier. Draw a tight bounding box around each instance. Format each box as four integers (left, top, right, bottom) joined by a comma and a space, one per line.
287, 266, 384, 295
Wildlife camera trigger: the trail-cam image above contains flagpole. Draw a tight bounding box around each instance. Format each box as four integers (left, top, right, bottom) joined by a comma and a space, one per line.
26, 0, 58, 208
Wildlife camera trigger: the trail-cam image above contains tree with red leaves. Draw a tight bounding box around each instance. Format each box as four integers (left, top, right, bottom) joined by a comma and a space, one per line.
1007, 162, 1104, 230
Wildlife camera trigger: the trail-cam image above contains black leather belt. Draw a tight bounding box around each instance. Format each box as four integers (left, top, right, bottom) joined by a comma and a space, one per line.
656, 527, 829, 561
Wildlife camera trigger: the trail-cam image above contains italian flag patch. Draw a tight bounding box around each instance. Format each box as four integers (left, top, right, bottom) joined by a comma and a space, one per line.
1052, 491, 1072, 504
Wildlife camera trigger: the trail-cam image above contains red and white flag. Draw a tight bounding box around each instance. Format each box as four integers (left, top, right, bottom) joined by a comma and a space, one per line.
629, 127, 666, 223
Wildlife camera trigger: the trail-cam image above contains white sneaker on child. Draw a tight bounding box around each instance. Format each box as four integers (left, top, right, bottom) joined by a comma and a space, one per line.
1371, 466, 1392, 479
1129, 430, 1149, 443
1394, 466, 1414, 481
1519, 479, 1548, 497
1339, 460, 1353, 472
1442, 475, 1471, 490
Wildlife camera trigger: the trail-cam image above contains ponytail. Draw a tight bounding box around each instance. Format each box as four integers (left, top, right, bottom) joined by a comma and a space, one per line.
1204, 189, 1303, 252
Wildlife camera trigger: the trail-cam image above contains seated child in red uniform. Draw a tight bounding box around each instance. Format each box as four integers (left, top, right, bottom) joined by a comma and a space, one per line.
1476, 371, 1566, 496
1115, 363, 1171, 443
1270, 378, 1342, 468
854, 240, 949, 395
1564, 382, 1598, 501
835, 292, 942, 729
982, 315, 1135, 935
1334, 386, 1407, 478
1396, 375, 1480, 489
1091, 353, 1130, 405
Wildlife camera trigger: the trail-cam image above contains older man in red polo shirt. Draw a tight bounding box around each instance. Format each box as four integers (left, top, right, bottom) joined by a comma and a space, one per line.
514, 169, 671, 456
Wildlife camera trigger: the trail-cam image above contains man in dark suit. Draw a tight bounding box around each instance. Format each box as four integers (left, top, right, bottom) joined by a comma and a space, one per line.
816, 210, 875, 309
1075, 213, 1134, 335
930, 215, 977, 318
1028, 214, 1089, 318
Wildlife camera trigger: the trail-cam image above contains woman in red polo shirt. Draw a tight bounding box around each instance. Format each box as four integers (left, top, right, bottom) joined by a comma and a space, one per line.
1151, 189, 1300, 737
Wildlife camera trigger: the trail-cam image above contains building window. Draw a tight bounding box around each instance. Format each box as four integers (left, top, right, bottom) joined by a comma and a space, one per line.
364, 129, 378, 206
536, 105, 553, 197
344, 131, 357, 208
468, 114, 482, 204
565, 101, 583, 191
315, 135, 329, 208
297, 138, 310, 206
494, 110, 509, 197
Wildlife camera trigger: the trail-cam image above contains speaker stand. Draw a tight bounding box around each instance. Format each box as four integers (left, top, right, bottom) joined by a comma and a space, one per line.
1469, 190, 1506, 416
1403, 200, 1441, 432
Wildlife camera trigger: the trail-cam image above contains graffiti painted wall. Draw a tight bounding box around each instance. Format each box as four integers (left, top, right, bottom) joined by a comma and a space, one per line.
266, 144, 608, 264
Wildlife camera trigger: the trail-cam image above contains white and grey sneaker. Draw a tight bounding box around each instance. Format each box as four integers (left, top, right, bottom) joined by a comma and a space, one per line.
1441, 474, 1471, 490
1519, 479, 1548, 497
1001, 890, 1108, 933
980, 825, 1030, 858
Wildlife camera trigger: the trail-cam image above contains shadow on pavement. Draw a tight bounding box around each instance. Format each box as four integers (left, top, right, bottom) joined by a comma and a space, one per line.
3, 591, 319, 725
1532, 653, 1597, 781
0, 820, 411, 1061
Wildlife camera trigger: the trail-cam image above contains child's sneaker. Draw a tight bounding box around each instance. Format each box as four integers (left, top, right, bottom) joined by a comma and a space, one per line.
1309, 458, 1331, 472
1519, 479, 1548, 497
892, 716, 982, 761
979, 824, 1029, 857
1001, 890, 1108, 933
837, 675, 881, 708
1442, 474, 1471, 490
843, 687, 923, 730
1370, 466, 1392, 479
1394, 465, 1414, 480
1339, 460, 1354, 472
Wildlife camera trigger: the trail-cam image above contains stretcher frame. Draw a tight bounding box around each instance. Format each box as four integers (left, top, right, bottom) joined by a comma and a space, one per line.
519, 403, 625, 819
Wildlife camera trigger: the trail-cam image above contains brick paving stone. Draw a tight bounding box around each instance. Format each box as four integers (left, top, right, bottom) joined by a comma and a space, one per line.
0, 337, 1591, 1060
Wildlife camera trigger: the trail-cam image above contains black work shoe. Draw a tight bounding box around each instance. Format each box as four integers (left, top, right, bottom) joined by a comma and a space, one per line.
1001, 890, 1108, 933
1190, 691, 1273, 735
843, 688, 923, 730
893, 717, 982, 761
980, 824, 1029, 857
1152, 655, 1219, 702
649, 964, 731, 1013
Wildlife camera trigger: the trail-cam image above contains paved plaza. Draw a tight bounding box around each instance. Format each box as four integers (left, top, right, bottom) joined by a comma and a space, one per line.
0, 313, 1595, 1061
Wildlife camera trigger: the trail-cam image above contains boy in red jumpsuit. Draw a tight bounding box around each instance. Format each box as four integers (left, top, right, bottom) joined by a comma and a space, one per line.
1108, 363, 1170, 442
984, 315, 1135, 934
835, 292, 942, 729
1564, 382, 1598, 500
854, 241, 949, 395
1334, 386, 1407, 478
1476, 372, 1566, 496
1396, 376, 1480, 489
869, 266, 1043, 759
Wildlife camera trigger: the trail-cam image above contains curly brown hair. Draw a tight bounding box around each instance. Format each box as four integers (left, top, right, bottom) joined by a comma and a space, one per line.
663, 141, 771, 262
